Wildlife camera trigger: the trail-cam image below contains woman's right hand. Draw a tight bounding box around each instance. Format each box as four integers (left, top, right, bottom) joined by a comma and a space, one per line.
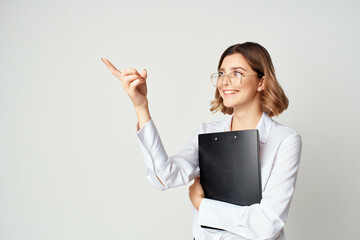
101, 58, 148, 108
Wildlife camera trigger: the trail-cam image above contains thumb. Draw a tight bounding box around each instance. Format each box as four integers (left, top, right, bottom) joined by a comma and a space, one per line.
140, 69, 147, 80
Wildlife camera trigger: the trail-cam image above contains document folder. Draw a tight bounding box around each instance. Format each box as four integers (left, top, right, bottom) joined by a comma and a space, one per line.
198, 129, 262, 230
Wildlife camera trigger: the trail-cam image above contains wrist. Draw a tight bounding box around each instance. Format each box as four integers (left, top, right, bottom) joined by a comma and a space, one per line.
134, 103, 149, 112
134, 105, 151, 130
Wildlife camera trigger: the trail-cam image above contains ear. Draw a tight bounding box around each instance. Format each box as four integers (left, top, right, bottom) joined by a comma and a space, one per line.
257, 76, 265, 92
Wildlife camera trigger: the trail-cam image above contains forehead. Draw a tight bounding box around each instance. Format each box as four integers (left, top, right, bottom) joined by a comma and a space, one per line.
219, 53, 250, 72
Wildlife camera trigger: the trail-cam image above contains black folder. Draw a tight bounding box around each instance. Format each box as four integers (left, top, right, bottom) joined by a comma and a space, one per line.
198, 129, 262, 230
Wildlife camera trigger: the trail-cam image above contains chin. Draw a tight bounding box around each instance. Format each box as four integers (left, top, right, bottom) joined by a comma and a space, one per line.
222, 98, 242, 108
222, 101, 233, 108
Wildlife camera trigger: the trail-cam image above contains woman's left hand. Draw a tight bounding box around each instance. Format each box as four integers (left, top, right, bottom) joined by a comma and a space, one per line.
189, 176, 205, 211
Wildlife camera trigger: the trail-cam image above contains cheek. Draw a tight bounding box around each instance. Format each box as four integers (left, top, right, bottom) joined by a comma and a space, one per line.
241, 81, 259, 95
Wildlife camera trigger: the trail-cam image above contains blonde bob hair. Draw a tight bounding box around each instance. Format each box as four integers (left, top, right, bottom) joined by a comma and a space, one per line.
209, 42, 288, 117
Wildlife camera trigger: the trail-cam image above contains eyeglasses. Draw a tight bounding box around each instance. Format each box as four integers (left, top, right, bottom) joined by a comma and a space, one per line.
210, 71, 259, 87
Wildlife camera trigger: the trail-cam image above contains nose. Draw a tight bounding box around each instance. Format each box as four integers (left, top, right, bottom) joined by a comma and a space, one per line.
221, 75, 231, 86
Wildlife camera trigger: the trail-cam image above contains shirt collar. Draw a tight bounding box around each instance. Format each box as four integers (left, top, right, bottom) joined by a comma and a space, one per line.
225, 111, 272, 144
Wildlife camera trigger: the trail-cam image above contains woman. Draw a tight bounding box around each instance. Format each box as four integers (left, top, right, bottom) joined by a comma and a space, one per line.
101, 42, 302, 240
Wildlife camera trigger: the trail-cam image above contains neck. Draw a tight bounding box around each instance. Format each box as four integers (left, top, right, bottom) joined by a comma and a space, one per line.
230, 106, 263, 131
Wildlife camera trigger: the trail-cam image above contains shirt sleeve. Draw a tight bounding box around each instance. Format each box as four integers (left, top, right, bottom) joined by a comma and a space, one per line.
198, 133, 302, 240
135, 118, 203, 191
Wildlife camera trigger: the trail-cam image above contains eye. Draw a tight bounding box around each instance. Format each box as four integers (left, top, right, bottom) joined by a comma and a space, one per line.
234, 71, 243, 77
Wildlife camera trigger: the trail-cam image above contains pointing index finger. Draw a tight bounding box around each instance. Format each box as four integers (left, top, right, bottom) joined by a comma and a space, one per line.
101, 58, 122, 78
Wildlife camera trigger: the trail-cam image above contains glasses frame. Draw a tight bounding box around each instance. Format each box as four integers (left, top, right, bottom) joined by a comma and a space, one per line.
210, 71, 260, 87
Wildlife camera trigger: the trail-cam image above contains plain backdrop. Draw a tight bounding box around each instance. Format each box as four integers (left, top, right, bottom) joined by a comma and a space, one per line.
1, 0, 359, 239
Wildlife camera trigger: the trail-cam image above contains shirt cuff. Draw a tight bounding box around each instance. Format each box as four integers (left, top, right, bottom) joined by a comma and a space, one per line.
135, 118, 168, 169
136, 119, 152, 134
198, 198, 246, 230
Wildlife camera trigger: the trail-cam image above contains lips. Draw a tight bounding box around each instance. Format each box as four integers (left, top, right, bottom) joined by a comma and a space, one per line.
223, 89, 239, 91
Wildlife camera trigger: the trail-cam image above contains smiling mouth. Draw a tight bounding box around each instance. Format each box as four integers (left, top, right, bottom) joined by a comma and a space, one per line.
223, 90, 239, 95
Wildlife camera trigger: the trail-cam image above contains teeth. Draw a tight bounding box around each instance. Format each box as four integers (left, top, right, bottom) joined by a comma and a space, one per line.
224, 91, 237, 94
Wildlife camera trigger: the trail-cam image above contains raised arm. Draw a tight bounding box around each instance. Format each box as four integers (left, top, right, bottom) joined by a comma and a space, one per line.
101, 58, 164, 185
101, 58, 197, 189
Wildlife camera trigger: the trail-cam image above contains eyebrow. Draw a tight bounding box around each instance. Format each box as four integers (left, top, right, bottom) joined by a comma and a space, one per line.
218, 67, 247, 72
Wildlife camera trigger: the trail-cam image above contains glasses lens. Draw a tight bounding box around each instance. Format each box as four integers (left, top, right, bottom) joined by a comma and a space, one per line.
211, 73, 219, 87
230, 72, 242, 85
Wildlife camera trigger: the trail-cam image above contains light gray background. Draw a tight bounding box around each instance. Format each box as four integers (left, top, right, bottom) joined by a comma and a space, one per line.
1, 0, 359, 239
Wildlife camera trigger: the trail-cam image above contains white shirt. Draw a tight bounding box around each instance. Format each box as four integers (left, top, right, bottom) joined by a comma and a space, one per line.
135, 111, 302, 240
